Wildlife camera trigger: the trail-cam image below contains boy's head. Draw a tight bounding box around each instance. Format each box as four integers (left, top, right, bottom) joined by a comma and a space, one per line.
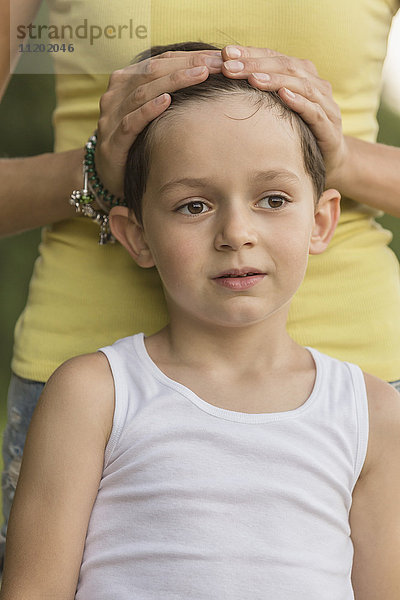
123, 42, 326, 227
110, 42, 340, 329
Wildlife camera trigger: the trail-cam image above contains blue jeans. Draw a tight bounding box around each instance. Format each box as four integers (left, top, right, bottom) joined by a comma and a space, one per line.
0, 374, 45, 563
1, 371, 400, 565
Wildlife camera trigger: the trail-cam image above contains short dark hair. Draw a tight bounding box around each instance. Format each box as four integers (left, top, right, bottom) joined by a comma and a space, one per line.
124, 42, 326, 226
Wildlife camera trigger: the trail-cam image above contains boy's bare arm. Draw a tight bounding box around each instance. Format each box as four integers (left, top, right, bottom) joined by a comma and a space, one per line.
0, 352, 115, 600
350, 374, 400, 599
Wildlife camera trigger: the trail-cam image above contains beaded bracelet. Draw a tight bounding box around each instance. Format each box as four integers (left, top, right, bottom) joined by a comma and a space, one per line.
70, 132, 127, 245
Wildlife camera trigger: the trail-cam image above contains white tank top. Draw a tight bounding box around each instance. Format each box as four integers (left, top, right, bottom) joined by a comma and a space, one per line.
75, 333, 369, 599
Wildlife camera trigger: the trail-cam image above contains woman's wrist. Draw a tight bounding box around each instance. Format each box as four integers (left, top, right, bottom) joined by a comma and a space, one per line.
325, 135, 400, 217
325, 135, 351, 194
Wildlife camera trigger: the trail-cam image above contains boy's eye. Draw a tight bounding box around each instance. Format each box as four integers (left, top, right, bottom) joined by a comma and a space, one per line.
177, 201, 210, 215
257, 195, 288, 209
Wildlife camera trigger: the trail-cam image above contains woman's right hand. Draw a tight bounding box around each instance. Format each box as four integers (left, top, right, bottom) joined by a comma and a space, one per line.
95, 50, 223, 198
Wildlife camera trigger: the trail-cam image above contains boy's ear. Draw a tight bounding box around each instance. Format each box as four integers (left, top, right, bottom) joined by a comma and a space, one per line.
109, 206, 155, 268
309, 189, 341, 255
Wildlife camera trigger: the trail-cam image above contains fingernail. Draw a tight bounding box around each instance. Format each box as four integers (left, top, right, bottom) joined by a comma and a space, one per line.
252, 73, 271, 82
204, 56, 223, 68
154, 93, 168, 105
284, 88, 296, 99
186, 66, 207, 77
224, 60, 244, 73
225, 46, 241, 59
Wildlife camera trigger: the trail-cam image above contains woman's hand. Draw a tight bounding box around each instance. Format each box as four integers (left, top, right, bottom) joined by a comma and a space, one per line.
220, 45, 347, 189
95, 50, 223, 197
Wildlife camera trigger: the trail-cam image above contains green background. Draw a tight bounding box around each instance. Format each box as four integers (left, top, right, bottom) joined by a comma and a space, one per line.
0, 74, 400, 508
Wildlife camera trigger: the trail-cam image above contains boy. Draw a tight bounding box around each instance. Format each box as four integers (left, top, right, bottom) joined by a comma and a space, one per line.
1, 43, 400, 599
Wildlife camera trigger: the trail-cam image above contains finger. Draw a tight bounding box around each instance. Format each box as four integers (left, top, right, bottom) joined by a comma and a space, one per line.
223, 55, 312, 80
276, 88, 340, 148
116, 64, 211, 122
222, 57, 332, 111
155, 49, 221, 59
222, 45, 282, 60
108, 51, 222, 88
222, 47, 318, 77
115, 93, 173, 143
247, 72, 338, 122
101, 57, 220, 152
99, 93, 173, 177
95, 91, 173, 197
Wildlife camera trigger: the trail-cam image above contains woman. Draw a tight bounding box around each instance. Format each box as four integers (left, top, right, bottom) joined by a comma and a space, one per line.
1, 0, 399, 563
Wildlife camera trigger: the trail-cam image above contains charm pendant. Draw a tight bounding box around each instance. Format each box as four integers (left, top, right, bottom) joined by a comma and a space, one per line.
70, 166, 115, 244
69, 132, 125, 245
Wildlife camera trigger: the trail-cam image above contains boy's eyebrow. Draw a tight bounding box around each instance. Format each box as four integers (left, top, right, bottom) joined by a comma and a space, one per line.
251, 169, 301, 185
157, 170, 301, 194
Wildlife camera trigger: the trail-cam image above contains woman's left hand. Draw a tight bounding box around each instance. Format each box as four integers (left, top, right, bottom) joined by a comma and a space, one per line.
221, 45, 348, 187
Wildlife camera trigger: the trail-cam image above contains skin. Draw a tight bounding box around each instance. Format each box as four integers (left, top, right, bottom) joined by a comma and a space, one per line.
1, 95, 400, 600
124, 100, 333, 325
111, 96, 339, 407
110, 96, 341, 415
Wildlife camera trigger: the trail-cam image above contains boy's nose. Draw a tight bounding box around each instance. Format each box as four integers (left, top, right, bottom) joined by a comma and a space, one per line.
214, 206, 258, 251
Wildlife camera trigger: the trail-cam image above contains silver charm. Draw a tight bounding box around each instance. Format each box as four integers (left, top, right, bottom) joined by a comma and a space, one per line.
70, 163, 115, 244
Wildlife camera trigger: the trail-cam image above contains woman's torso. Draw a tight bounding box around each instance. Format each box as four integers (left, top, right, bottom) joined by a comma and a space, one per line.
12, 0, 400, 382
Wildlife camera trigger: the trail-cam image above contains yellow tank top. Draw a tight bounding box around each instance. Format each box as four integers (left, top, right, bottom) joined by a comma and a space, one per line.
12, 0, 400, 381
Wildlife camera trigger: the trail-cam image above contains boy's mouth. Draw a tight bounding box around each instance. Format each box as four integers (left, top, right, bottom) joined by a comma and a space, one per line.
214, 268, 264, 278
213, 268, 266, 290
222, 273, 258, 278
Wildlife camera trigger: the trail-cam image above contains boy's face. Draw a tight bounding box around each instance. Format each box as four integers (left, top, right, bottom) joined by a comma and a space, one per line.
117, 96, 339, 329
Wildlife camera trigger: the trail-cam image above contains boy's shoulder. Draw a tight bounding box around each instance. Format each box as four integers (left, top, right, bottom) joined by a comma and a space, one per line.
48, 351, 114, 395
361, 372, 400, 479
43, 352, 115, 443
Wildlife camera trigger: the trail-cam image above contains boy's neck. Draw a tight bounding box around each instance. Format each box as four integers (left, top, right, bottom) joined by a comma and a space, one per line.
147, 306, 301, 376
144, 309, 316, 415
